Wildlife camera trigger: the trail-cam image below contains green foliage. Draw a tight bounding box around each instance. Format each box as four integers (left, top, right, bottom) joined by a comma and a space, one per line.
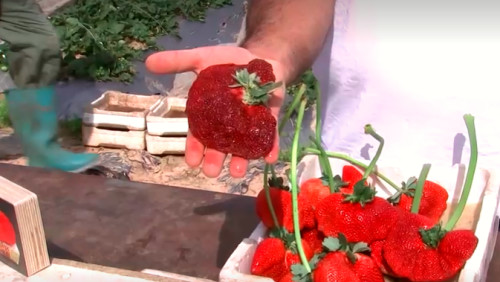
0, 96, 11, 128
0, 43, 9, 73
59, 118, 83, 139
50, 0, 232, 82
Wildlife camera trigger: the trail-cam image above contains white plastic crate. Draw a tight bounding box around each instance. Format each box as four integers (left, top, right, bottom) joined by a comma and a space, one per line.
220, 155, 500, 282
145, 134, 186, 155
83, 91, 162, 131
146, 97, 188, 137
82, 125, 145, 150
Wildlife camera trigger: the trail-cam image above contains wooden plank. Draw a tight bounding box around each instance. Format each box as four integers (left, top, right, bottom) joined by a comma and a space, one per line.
0, 176, 50, 276
0, 164, 260, 280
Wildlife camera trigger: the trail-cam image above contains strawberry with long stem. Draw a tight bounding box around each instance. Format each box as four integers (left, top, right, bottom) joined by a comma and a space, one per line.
410, 163, 431, 213
316, 125, 400, 244
310, 75, 336, 193
383, 114, 479, 281
260, 83, 307, 232
290, 98, 312, 273
303, 148, 402, 192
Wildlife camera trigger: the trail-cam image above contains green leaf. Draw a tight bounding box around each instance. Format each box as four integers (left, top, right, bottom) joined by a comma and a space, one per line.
65, 17, 79, 25
308, 253, 325, 270
322, 237, 341, 252
387, 191, 403, 204
291, 264, 311, 282
351, 242, 371, 254
109, 22, 125, 34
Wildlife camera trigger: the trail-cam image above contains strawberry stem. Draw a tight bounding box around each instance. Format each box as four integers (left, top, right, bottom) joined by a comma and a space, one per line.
291, 99, 312, 273
362, 124, 384, 179
314, 78, 321, 143
263, 164, 281, 230
231, 69, 282, 105
278, 84, 306, 133
411, 164, 431, 213
310, 80, 337, 193
311, 138, 336, 193
444, 114, 478, 231
302, 148, 402, 192
262, 84, 305, 233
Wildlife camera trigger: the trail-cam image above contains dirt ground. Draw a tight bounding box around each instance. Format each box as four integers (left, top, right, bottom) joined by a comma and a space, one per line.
0, 126, 289, 197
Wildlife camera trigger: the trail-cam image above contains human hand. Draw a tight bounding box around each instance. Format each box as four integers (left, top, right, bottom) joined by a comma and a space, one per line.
145, 46, 286, 178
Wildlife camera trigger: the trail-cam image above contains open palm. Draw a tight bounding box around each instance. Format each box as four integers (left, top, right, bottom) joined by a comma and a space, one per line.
145, 46, 286, 178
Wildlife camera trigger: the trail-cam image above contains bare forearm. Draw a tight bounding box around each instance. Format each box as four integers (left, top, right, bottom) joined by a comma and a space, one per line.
241, 0, 335, 83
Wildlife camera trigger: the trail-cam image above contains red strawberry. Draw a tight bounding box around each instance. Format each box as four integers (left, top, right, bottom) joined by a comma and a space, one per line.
388, 178, 448, 224
369, 240, 399, 277
383, 212, 478, 281
341, 165, 363, 193
301, 228, 325, 254
256, 185, 315, 232
251, 238, 288, 281
313, 252, 384, 282
278, 272, 294, 282
251, 237, 313, 281
0, 211, 15, 245
186, 59, 281, 159
300, 178, 331, 210
316, 184, 399, 244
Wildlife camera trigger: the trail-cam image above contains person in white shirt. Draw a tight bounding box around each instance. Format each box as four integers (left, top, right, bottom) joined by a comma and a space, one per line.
145, 0, 500, 184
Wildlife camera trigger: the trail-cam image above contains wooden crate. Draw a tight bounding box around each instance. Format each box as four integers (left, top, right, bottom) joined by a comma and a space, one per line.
83, 91, 162, 131
0, 176, 49, 276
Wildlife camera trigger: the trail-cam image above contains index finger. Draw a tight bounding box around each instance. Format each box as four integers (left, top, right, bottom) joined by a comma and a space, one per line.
145, 49, 202, 74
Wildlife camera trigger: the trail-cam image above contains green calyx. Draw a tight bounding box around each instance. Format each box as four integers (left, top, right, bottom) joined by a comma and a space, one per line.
320, 174, 348, 192
343, 181, 377, 207
322, 234, 371, 264
342, 124, 382, 207
387, 177, 417, 204
230, 69, 282, 105
419, 224, 446, 248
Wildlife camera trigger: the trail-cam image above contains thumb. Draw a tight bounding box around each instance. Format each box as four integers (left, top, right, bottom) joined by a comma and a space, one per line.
145, 49, 202, 74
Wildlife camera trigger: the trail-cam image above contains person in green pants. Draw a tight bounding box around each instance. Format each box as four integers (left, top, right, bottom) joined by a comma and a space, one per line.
0, 0, 98, 172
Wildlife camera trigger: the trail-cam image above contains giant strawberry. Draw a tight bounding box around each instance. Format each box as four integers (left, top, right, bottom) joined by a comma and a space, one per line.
186, 59, 282, 159
388, 177, 448, 224
383, 212, 477, 281
383, 114, 480, 281
315, 182, 399, 244
311, 235, 384, 282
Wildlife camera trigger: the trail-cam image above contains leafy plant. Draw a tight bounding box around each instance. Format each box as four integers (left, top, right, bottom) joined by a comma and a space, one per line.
0, 95, 11, 128
58, 118, 83, 139
0, 43, 9, 73
50, 0, 232, 82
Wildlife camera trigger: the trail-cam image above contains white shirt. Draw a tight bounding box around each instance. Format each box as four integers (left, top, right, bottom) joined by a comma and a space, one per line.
314, 0, 500, 177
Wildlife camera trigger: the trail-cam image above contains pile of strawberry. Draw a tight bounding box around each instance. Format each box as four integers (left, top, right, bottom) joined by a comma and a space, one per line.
184, 61, 480, 281
250, 114, 479, 281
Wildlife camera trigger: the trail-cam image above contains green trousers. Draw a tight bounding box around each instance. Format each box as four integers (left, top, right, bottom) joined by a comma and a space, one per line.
0, 0, 61, 88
